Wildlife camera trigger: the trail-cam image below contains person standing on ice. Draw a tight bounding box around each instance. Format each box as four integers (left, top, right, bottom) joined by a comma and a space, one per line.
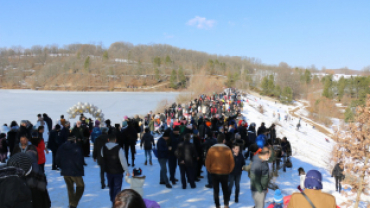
250, 146, 270, 208
175, 133, 198, 189
157, 129, 172, 188
140, 127, 155, 166
93, 127, 109, 189
228, 143, 245, 203
168, 126, 180, 184
101, 133, 129, 204
48, 124, 63, 170
36, 114, 49, 142
56, 136, 85, 208
205, 133, 235, 208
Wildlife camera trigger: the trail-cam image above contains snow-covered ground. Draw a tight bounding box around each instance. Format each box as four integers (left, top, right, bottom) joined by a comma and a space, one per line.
1, 90, 359, 207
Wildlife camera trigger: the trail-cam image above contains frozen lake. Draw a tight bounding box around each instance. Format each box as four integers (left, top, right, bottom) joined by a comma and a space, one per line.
0, 90, 179, 125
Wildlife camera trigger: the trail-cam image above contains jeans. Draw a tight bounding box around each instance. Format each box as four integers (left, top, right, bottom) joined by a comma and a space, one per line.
211, 174, 230, 207
145, 150, 152, 162
158, 158, 169, 184
207, 170, 213, 187
168, 156, 177, 182
179, 164, 195, 188
64, 176, 85, 207
228, 174, 241, 200
106, 173, 123, 203
335, 176, 343, 192
252, 190, 267, 208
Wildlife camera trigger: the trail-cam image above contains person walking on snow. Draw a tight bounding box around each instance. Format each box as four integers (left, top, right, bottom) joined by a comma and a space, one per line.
332, 162, 345, 193
157, 129, 172, 188
101, 133, 130, 204
140, 128, 155, 165
205, 133, 235, 208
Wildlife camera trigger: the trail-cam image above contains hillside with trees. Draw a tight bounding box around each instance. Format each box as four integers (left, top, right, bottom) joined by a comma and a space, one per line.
1, 42, 369, 126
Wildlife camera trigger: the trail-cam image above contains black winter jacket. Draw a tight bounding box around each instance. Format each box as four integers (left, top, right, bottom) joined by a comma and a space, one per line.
175, 141, 198, 167
140, 132, 155, 150
56, 141, 84, 176
332, 163, 345, 178
0, 166, 32, 208
230, 152, 246, 175
93, 134, 108, 166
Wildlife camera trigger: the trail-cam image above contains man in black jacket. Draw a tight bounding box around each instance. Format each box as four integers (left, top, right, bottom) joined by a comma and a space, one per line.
168, 126, 180, 184
47, 124, 63, 170
61, 121, 71, 144
121, 120, 137, 166
175, 133, 198, 189
93, 127, 109, 189
56, 136, 85, 208
43, 113, 53, 134
101, 133, 129, 205
202, 132, 217, 188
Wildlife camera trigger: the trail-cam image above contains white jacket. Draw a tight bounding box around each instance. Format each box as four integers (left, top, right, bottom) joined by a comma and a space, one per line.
125, 176, 146, 197
300, 174, 306, 189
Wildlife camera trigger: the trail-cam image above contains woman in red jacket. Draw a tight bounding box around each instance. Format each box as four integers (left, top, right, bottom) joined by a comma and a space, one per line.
31, 128, 49, 173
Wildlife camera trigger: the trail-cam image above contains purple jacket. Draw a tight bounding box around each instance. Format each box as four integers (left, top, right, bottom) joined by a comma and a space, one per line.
144, 199, 160, 208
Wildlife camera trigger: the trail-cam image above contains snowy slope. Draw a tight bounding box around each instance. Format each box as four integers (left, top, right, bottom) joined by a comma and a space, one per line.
1, 90, 354, 207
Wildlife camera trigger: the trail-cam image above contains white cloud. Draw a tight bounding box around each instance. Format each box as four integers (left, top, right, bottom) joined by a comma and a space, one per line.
163, 33, 174, 39
186, 16, 216, 29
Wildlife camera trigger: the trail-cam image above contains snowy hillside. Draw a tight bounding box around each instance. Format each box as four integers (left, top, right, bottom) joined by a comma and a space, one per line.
1, 90, 355, 207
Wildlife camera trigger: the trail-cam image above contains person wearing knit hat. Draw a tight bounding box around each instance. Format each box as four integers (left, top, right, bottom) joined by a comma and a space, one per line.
125, 168, 146, 197
267, 189, 284, 208
123, 116, 129, 121
90, 120, 102, 144
0, 165, 33, 207
288, 170, 337, 208
7, 152, 33, 176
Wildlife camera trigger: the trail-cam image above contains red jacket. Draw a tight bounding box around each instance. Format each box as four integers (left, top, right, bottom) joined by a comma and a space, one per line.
36, 139, 46, 164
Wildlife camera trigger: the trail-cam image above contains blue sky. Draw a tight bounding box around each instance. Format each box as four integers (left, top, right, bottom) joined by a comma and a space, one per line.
0, 0, 369, 70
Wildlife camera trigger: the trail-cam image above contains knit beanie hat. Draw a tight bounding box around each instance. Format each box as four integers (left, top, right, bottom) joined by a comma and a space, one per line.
273, 189, 284, 204
7, 153, 33, 176
95, 120, 100, 127
304, 170, 323, 190
163, 129, 171, 138
123, 116, 128, 120
133, 168, 142, 176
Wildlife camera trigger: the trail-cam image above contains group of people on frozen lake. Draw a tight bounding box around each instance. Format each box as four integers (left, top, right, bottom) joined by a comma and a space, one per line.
0, 88, 343, 208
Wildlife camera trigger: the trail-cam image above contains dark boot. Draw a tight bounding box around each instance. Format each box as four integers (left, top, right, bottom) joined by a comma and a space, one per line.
144, 161, 147, 165
132, 160, 135, 167
149, 160, 153, 165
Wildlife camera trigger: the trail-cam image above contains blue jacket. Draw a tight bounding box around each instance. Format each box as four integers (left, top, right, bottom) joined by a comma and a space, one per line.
90, 127, 102, 143
230, 152, 246, 175
157, 137, 168, 159
256, 134, 267, 149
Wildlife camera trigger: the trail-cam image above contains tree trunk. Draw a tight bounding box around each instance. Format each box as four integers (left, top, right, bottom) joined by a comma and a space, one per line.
354, 155, 369, 208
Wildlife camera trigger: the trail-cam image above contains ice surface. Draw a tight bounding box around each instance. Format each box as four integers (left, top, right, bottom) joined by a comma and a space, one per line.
0, 90, 179, 125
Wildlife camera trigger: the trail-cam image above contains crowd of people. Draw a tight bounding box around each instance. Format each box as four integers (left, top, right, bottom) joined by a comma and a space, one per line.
0, 88, 343, 208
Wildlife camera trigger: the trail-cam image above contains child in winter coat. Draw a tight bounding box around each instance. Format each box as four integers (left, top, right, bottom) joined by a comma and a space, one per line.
267, 189, 284, 208
125, 168, 146, 197
298, 167, 306, 191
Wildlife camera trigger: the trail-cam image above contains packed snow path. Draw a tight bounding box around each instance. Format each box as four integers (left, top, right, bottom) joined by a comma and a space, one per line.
41, 92, 350, 207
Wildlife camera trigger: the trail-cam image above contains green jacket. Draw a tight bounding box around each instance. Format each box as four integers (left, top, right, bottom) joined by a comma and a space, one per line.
250, 156, 269, 192
149, 120, 154, 132
267, 146, 275, 163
